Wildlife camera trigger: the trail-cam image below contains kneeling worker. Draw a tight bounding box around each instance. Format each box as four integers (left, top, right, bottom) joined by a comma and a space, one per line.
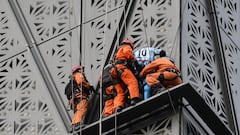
139, 55, 182, 95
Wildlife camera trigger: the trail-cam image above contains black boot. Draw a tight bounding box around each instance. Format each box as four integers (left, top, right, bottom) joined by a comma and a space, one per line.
116, 106, 123, 112
130, 97, 140, 105
72, 122, 85, 132
151, 83, 166, 96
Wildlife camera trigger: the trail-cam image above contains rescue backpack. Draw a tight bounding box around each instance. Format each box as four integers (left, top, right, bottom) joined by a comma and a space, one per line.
64, 79, 78, 100
102, 63, 119, 90
64, 79, 91, 100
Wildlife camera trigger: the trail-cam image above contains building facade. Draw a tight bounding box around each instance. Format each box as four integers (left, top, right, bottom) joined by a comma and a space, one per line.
0, 0, 239, 134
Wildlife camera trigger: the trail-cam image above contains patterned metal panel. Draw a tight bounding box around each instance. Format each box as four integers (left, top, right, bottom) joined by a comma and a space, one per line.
126, 0, 180, 65
129, 112, 179, 135
181, 0, 228, 125
0, 0, 70, 134
0, 0, 27, 62
214, 0, 240, 131
18, 0, 80, 44
83, 0, 124, 22
0, 52, 66, 134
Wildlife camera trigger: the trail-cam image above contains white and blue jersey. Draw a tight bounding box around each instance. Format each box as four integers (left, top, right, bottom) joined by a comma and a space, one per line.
134, 47, 162, 67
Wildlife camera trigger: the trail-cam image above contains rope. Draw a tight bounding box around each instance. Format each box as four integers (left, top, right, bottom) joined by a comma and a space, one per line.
169, 24, 180, 59
169, 1, 188, 59
79, 0, 85, 133
116, 1, 119, 47
123, 0, 127, 37
67, 0, 76, 133
99, 0, 111, 134
114, 2, 121, 135
68, 0, 83, 134
67, 0, 73, 111
167, 88, 176, 114
161, 2, 185, 116
115, 111, 118, 135
69, 0, 85, 133
167, 1, 189, 115
71, 0, 81, 64
139, 0, 150, 48
67, 0, 73, 108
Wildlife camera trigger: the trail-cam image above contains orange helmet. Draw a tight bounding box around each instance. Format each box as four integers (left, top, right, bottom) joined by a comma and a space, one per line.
121, 39, 134, 48
71, 65, 84, 73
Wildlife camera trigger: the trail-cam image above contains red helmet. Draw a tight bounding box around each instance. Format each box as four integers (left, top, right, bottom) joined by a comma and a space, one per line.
71, 65, 84, 73
121, 39, 134, 48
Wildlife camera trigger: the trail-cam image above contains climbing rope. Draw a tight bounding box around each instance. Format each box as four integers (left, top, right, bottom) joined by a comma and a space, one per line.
166, 1, 189, 114
99, 0, 111, 134
67, 0, 76, 134
115, 110, 118, 135
123, 0, 127, 38
114, 1, 120, 135
68, 0, 86, 133
139, 0, 150, 48
169, 1, 187, 60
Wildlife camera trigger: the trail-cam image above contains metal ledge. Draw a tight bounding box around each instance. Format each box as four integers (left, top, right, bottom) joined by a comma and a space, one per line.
80, 82, 233, 135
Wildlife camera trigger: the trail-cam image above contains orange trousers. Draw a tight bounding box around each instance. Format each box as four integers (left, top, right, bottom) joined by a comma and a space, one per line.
71, 99, 88, 125
146, 71, 182, 88
114, 64, 140, 99
103, 84, 125, 117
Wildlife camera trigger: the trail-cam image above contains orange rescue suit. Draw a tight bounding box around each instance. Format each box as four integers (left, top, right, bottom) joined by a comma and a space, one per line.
70, 72, 90, 125
103, 44, 140, 117
114, 45, 140, 99
140, 57, 182, 88
103, 83, 125, 117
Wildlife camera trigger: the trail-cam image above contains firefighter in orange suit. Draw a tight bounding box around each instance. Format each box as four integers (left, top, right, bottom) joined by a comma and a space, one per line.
68, 65, 92, 127
139, 57, 182, 91
103, 83, 126, 117
113, 39, 141, 105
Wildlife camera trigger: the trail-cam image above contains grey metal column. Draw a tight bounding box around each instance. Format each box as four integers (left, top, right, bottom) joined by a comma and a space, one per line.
181, 0, 231, 131
207, 0, 238, 134
211, 0, 240, 134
